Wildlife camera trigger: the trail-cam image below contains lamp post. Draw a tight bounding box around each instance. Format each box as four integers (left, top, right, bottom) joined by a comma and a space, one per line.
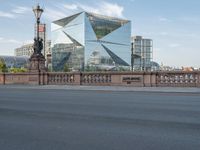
131, 42, 134, 72
33, 4, 43, 44
29, 4, 46, 86
30, 4, 45, 73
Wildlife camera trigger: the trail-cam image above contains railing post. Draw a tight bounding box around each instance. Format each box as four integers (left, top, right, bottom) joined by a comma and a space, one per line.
74, 72, 81, 85
197, 72, 200, 87
42, 72, 48, 85
80, 72, 83, 85
151, 72, 157, 87
3, 73, 5, 85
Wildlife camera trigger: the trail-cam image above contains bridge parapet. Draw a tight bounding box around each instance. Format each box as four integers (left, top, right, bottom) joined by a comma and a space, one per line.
0, 71, 200, 87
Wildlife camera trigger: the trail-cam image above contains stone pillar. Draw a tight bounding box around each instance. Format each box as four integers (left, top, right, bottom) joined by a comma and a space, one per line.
143, 73, 150, 87
0, 73, 5, 85
197, 72, 200, 87
111, 74, 122, 86
74, 72, 81, 85
42, 72, 48, 85
29, 54, 46, 85
29, 54, 46, 72
145, 72, 157, 87
150, 73, 157, 87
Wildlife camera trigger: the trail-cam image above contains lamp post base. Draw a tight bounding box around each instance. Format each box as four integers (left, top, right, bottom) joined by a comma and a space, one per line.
29, 53, 46, 73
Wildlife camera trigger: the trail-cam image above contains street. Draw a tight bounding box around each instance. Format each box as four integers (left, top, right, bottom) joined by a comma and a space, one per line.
0, 86, 200, 150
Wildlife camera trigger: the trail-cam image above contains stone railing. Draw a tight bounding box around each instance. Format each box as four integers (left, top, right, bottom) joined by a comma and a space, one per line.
156, 71, 199, 87
0, 71, 200, 87
47, 72, 75, 85
81, 72, 111, 85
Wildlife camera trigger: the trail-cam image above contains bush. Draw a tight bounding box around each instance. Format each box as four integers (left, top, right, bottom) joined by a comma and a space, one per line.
0, 60, 7, 73
63, 64, 70, 72
9, 68, 28, 73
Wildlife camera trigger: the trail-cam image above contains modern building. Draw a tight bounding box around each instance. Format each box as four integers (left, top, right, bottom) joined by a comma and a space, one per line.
150, 61, 160, 71
0, 56, 29, 69
131, 36, 153, 71
51, 11, 131, 72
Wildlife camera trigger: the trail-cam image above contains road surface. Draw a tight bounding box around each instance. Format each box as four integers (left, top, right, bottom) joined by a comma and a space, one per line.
0, 86, 200, 150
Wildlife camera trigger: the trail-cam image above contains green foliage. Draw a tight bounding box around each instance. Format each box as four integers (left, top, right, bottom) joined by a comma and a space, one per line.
48, 65, 52, 72
63, 64, 70, 72
9, 68, 28, 73
0, 60, 8, 73
0, 59, 28, 73
118, 67, 127, 71
84, 65, 97, 72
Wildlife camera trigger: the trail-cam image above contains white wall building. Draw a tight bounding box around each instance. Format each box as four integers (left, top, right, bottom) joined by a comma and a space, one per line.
131, 36, 153, 71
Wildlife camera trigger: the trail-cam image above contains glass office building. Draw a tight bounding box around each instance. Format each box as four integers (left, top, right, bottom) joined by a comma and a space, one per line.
131, 36, 153, 71
51, 12, 131, 71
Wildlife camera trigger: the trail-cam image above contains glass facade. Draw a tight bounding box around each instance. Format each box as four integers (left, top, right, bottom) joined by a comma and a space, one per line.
0, 56, 29, 68
51, 12, 131, 72
132, 36, 153, 71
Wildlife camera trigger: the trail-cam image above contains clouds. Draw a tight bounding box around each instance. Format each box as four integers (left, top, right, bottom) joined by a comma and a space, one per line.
0, 11, 15, 18
63, 4, 78, 10
11, 6, 29, 14
0, 37, 21, 44
99, 2, 124, 18
44, 8, 68, 21
0, 6, 29, 19
0, 36, 33, 45
0, 2, 125, 21
0, 37, 32, 55
44, 1, 125, 21
69, 1, 125, 18
158, 17, 171, 22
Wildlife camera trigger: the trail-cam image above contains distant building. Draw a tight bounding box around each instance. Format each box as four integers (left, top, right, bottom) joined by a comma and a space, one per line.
150, 61, 160, 71
51, 11, 131, 72
0, 56, 29, 69
159, 64, 181, 71
131, 36, 153, 71
14, 40, 51, 67
44, 40, 51, 58
182, 67, 194, 72
15, 43, 34, 57
15, 23, 51, 67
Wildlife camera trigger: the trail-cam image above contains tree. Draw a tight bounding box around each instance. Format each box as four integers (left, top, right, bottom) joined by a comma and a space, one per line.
0, 60, 7, 73
63, 64, 70, 72
9, 68, 28, 73
48, 65, 52, 72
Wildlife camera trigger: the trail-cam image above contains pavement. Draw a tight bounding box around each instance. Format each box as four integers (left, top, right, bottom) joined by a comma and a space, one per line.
1, 84, 200, 93
0, 86, 200, 150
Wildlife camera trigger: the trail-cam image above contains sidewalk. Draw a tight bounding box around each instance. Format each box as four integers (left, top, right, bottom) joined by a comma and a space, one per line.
1, 85, 200, 93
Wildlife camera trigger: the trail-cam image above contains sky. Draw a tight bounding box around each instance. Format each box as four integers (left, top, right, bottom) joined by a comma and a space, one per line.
0, 0, 200, 68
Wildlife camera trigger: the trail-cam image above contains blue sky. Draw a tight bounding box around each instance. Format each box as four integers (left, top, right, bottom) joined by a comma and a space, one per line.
0, 0, 200, 68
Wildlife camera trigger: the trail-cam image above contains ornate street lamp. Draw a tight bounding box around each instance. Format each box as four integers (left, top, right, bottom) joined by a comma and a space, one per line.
29, 4, 46, 73
33, 4, 43, 43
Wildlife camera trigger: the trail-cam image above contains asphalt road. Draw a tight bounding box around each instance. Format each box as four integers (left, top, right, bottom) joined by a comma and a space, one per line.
0, 87, 200, 150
